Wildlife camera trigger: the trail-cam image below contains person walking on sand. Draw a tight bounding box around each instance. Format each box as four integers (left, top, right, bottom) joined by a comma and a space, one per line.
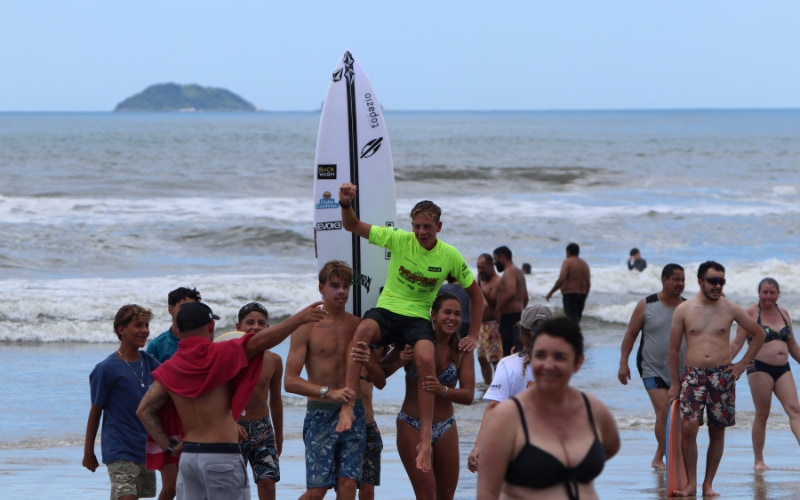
335, 182, 483, 474
382, 293, 475, 500
233, 302, 284, 500
492, 245, 529, 356
546, 242, 591, 323
476, 254, 503, 385
618, 263, 686, 470
83, 304, 160, 500
730, 277, 800, 471
668, 261, 765, 497
137, 300, 325, 500
285, 260, 385, 500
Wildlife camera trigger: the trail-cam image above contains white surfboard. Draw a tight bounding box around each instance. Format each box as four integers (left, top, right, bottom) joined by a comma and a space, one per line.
313, 50, 396, 316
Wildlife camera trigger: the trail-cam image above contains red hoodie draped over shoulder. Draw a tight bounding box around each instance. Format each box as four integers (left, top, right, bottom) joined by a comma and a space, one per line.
146, 332, 264, 470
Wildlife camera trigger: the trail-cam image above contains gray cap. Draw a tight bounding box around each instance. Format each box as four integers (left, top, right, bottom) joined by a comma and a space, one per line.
519, 304, 553, 330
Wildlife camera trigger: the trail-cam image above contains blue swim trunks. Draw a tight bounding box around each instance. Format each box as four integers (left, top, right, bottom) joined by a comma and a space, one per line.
303, 399, 366, 488
238, 416, 280, 483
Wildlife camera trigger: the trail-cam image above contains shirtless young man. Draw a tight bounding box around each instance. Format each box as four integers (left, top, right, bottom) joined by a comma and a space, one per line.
667, 261, 765, 497
546, 242, 591, 323
285, 260, 385, 500
476, 254, 503, 385
335, 182, 483, 474
235, 302, 283, 500
492, 246, 529, 356
618, 263, 685, 470
137, 300, 325, 500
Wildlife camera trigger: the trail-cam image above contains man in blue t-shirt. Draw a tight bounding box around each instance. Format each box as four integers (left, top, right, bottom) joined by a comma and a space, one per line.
83, 304, 160, 500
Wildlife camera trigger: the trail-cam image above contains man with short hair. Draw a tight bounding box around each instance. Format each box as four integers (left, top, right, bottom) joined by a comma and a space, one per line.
137, 300, 325, 500
285, 260, 386, 500
146, 287, 202, 362
145, 286, 201, 500
83, 304, 160, 500
235, 302, 283, 500
667, 261, 765, 497
618, 263, 686, 470
466, 303, 552, 473
546, 242, 591, 323
335, 182, 483, 474
476, 254, 503, 385
492, 245, 529, 355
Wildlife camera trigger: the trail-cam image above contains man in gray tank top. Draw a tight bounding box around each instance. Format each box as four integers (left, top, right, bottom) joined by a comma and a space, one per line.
617, 263, 686, 470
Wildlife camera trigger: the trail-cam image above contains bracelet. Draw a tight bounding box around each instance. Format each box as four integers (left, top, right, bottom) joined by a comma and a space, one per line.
340, 201, 351, 209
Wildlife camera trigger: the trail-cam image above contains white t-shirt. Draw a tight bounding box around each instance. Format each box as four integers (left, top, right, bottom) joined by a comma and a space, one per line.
482, 353, 534, 402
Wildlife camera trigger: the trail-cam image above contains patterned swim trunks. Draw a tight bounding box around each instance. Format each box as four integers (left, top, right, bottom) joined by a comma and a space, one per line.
477, 321, 502, 363
238, 416, 280, 483
680, 364, 736, 427
303, 400, 366, 488
360, 421, 383, 486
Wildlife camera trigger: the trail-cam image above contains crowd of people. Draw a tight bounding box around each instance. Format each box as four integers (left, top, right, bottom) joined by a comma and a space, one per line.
82, 182, 796, 500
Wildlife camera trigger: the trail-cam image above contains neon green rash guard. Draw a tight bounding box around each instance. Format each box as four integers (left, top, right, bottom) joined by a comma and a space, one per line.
368, 225, 475, 320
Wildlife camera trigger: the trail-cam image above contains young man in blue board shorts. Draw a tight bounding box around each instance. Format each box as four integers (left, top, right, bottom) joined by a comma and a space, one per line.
335, 182, 484, 474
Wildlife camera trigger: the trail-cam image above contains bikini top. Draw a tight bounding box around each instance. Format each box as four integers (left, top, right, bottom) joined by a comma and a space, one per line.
406, 361, 459, 387
751, 305, 792, 343
504, 393, 605, 500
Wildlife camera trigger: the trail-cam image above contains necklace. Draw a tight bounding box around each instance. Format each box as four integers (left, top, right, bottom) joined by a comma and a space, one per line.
118, 349, 146, 388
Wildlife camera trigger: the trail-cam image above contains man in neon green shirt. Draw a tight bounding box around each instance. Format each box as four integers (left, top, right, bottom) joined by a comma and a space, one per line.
334, 182, 483, 474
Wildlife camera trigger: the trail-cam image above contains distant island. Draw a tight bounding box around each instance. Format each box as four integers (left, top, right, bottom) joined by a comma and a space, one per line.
114, 83, 257, 112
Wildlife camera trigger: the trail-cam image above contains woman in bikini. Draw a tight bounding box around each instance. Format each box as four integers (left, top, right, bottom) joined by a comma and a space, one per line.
382, 292, 475, 500
477, 317, 619, 500
735, 277, 800, 470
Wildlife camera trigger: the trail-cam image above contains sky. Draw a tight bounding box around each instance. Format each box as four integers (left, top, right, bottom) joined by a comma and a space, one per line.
2, 1, 799, 112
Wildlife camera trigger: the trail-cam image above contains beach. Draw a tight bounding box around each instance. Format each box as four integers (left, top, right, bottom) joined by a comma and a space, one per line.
1, 110, 799, 498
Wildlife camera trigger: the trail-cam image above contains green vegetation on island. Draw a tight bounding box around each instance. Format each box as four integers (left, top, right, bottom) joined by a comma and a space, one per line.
114, 83, 257, 112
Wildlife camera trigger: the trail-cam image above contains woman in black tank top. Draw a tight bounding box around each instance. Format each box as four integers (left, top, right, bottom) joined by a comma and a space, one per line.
477, 317, 620, 499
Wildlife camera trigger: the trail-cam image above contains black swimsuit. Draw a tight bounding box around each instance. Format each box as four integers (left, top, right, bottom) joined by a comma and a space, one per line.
504, 393, 605, 500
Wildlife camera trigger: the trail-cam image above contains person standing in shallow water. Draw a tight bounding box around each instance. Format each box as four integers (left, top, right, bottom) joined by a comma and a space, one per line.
546, 242, 591, 323
618, 263, 686, 470
730, 277, 800, 471
668, 261, 765, 497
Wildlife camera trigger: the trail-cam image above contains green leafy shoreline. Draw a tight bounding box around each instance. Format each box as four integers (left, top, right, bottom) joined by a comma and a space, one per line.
114, 83, 256, 112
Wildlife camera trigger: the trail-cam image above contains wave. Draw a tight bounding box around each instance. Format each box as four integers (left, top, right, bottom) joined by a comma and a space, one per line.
1, 258, 798, 342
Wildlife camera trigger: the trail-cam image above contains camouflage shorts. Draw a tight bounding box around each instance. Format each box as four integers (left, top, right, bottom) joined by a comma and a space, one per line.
107, 460, 156, 499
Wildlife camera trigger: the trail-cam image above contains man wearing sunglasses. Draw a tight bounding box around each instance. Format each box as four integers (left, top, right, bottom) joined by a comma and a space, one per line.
667, 261, 765, 498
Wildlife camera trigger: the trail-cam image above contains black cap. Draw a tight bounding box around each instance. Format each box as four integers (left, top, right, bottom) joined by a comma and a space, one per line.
176, 302, 220, 332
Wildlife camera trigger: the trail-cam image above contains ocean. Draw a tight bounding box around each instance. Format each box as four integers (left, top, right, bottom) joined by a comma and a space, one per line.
1, 110, 799, 498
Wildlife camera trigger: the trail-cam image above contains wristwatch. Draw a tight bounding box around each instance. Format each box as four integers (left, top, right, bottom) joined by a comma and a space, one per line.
165, 439, 178, 456
320, 386, 329, 399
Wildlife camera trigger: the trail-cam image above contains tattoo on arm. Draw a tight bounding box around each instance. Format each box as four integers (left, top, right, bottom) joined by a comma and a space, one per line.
137, 382, 172, 450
